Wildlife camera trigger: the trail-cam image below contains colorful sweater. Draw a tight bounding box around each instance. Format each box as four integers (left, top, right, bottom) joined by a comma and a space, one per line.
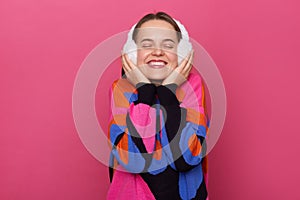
107, 73, 209, 200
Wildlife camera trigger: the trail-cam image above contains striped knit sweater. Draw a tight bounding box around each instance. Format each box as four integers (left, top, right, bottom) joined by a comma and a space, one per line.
107, 73, 209, 200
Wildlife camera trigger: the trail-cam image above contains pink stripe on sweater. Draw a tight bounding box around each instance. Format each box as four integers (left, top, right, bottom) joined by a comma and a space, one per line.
106, 166, 155, 200
129, 103, 157, 153
180, 73, 204, 113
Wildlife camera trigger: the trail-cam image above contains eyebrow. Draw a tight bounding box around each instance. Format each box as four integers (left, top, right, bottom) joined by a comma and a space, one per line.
140, 38, 154, 43
140, 38, 176, 43
162, 39, 176, 43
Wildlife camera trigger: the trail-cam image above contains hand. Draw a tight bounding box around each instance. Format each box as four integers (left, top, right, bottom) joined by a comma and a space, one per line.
162, 50, 194, 86
122, 53, 150, 86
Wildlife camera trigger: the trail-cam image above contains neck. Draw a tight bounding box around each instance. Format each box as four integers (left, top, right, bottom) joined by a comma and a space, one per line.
150, 79, 162, 86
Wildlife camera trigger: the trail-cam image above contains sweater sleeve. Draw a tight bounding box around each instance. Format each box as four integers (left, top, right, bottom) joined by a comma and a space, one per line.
156, 74, 208, 172
108, 80, 157, 173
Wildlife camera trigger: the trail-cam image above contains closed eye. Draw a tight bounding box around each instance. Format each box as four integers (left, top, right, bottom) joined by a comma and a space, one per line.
162, 39, 176, 50
139, 39, 154, 49
141, 43, 153, 48
162, 43, 175, 49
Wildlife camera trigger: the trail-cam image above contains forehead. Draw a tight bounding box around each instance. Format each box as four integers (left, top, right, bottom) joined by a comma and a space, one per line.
140, 19, 175, 30
136, 28, 178, 41
135, 19, 179, 41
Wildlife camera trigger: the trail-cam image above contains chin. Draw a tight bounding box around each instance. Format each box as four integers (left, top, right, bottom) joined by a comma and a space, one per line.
147, 75, 166, 82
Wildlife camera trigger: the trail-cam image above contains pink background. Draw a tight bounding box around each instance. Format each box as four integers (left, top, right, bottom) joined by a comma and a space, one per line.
1, 0, 299, 199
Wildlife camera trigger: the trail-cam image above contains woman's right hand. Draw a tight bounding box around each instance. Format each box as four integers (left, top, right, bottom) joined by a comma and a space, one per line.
122, 53, 150, 86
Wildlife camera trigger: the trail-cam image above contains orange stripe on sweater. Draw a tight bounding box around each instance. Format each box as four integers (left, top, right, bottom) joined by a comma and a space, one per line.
188, 133, 202, 156
153, 140, 162, 160
186, 109, 208, 128
116, 129, 129, 164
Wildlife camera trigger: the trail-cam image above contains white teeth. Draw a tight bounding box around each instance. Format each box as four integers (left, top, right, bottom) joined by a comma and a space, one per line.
149, 61, 165, 66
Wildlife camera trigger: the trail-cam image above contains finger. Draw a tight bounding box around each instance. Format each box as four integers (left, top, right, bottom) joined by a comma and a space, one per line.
121, 54, 127, 72
186, 50, 194, 67
181, 51, 193, 72
123, 53, 137, 71
182, 51, 194, 75
186, 63, 193, 75
179, 50, 193, 70
121, 54, 130, 72
188, 50, 194, 66
177, 55, 189, 72
124, 54, 136, 68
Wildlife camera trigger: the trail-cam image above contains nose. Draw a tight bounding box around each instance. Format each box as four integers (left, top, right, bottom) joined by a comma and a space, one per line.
151, 47, 164, 56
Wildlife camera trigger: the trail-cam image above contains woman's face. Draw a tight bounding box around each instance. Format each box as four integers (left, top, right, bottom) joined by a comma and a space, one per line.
135, 20, 179, 83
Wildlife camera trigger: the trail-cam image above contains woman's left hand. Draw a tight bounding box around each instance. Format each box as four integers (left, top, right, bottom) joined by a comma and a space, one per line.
161, 50, 194, 86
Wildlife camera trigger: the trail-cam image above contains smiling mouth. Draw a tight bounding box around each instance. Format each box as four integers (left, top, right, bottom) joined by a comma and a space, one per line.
147, 60, 168, 69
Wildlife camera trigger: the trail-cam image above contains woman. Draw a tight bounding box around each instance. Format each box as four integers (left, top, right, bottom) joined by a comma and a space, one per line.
107, 12, 209, 200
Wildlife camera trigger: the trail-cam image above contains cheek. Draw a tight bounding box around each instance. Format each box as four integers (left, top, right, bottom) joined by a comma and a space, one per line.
137, 50, 149, 66
166, 52, 178, 67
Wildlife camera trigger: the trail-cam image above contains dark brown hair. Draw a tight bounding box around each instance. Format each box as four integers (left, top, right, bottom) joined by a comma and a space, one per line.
132, 12, 182, 42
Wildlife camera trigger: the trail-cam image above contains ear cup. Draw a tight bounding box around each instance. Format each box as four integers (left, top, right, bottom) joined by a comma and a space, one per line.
123, 39, 137, 65
177, 38, 192, 65
174, 19, 193, 65
122, 23, 138, 65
